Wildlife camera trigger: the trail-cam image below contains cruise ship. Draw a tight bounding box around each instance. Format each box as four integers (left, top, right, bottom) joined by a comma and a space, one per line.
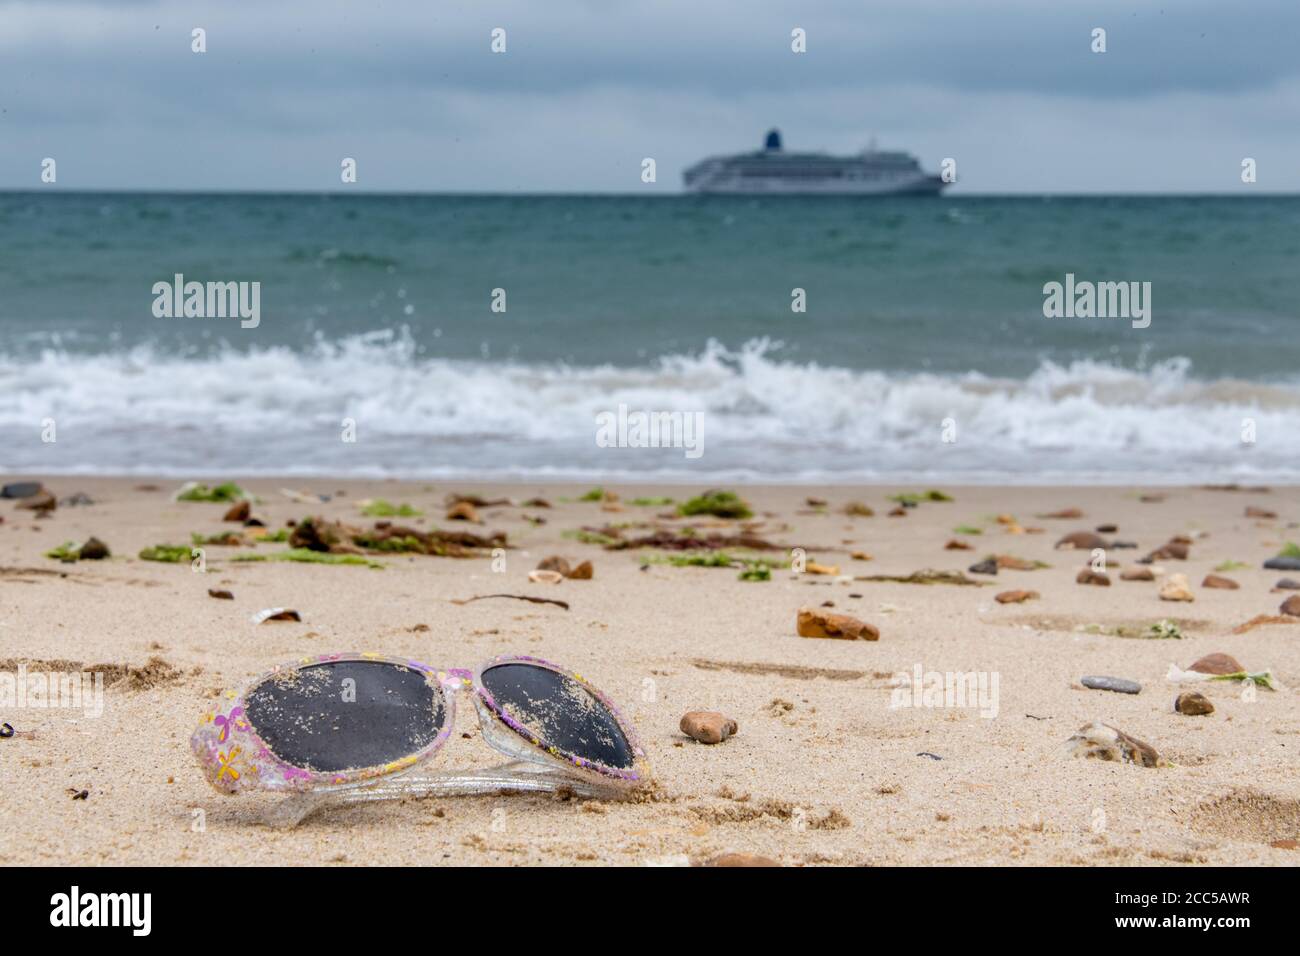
683, 129, 947, 195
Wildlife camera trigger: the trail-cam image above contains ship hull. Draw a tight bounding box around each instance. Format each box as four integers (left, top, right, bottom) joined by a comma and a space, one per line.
684, 175, 947, 196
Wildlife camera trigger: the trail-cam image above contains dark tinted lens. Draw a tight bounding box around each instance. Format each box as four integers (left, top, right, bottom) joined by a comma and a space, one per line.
244, 661, 445, 773
481, 663, 633, 769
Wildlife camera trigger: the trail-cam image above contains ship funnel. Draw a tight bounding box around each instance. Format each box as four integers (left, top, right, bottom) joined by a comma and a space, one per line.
764, 129, 782, 151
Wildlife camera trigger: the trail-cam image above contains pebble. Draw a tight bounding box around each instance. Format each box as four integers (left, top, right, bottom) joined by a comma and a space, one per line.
78, 537, 110, 560
1064, 721, 1159, 768
680, 711, 738, 745
223, 500, 251, 522
1281, 595, 1300, 617
1056, 531, 1108, 550
796, 606, 879, 641
208, 589, 235, 600
1159, 573, 1194, 602
1201, 574, 1239, 590
968, 558, 998, 576
944, 539, 973, 550
1174, 692, 1214, 716
1, 482, 44, 499
1273, 578, 1300, 590
1263, 556, 1300, 571
445, 500, 481, 522
1120, 567, 1154, 581
1076, 569, 1110, 586
995, 589, 1038, 604
1081, 675, 1141, 694
1189, 652, 1243, 675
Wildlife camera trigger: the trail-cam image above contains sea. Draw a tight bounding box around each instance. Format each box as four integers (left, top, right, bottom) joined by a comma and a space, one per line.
3, 192, 1297, 484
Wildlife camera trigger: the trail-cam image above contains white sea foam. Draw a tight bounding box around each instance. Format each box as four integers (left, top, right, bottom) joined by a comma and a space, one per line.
3, 334, 1296, 483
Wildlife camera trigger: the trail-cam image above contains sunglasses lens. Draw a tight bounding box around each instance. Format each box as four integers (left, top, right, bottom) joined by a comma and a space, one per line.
244, 661, 445, 773
480, 662, 633, 770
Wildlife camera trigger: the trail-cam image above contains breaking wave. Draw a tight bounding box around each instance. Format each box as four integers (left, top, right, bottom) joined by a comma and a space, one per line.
2, 333, 1296, 483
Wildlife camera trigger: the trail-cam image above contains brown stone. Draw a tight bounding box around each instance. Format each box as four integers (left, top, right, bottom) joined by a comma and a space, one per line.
536, 556, 572, 576
15, 489, 56, 512
1201, 574, 1239, 590
208, 589, 234, 600
1065, 721, 1159, 768
1120, 567, 1155, 581
445, 500, 481, 522
1056, 531, 1107, 550
1076, 569, 1110, 586
1188, 653, 1243, 676
796, 606, 878, 641
1039, 507, 1084, 519
222, 500, 251, 522
944, 539, 973, 550
78, 537, 110, 560
1174, 692, 1214, 716
567, 560, 594, 580
679, 711, 738, 745
1281, 595, 1300, 617
995, 590, 1039, 604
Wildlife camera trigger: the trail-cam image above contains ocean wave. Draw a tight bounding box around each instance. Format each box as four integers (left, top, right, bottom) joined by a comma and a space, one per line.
2, 334, 1296, 482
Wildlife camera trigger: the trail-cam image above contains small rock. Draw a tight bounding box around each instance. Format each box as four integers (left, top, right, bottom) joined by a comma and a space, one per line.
1159, 573, 1194, 602
15, 489, 56, 512
1076, 569, 1110, 586
705, 852, 780, 867
1095, 523, 1118, 533
796, 606, 878, 641
944, 539, 973, 550
843, 502, 874, 517
1264, 556, 1300, 571
1174, 692, 1214, 716
1, 482, 44, 499
208, 589, 235, 600
1120, 567, 1155, 581
528, 569, 564, 585
446, 500, 481, 522
223, 500, 251, 522
1245, 506, 1277, 519
78, 537, 110, 560
567, 560, 594, 580
1040, 507, 1083, 519
805, 561, 840, 575
995, 589, 1039, 604
680, 711, 738, 745
887, 507, 907, 517
1281, 595, 1300, 617
850, 550, 872, 561
1081, 675, 1141, 695
536, 556, 572, 576
1056, 531, 1107, 550
1189, 652, 1243, 675
1064, 721, 1159, 767
968, 558, 998, 576
1201, 574, 1238, 590
1273, 578, 1300, 590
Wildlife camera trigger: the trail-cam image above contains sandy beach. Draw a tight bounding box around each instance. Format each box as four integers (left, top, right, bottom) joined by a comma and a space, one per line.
1, 477, 1297, 867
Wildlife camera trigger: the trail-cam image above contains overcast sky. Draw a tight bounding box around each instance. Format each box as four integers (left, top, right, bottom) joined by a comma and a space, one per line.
2, 0, 1298, 193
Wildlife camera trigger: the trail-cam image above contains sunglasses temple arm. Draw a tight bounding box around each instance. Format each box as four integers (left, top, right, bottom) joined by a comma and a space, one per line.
266, 761, 622, 829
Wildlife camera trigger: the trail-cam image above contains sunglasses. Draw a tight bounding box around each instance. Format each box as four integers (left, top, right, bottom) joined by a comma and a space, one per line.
192, 652, 649, 825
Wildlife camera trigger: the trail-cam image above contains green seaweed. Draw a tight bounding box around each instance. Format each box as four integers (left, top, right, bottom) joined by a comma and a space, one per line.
738, 563, 772, 582
889, 490, 954, 505
1276, 542, 1300, 559
676, 490, 753, 520
139, 544, 193, 563
1214, 559, 1250, 572
953, 524, 984, 535
578, 487, 607, 502
231, 548, 383, 569
562, 529, 621, 547
629, 496, 674, 506
45, 542, 82, 563
360, 500, 422, 517
176, 482, 247, 503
